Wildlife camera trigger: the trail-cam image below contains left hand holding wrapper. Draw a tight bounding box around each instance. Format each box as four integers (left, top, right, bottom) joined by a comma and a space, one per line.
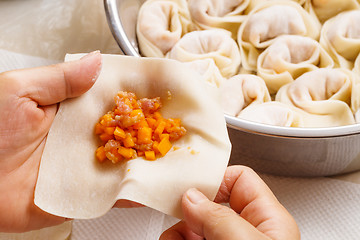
0, 51, 105, 233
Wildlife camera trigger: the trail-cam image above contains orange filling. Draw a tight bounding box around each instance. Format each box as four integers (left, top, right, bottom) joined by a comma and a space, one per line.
95, 91, 186, 163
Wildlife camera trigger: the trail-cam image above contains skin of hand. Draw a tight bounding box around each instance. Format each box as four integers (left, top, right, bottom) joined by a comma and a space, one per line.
0, 51, 139, 233
160, 166, 301, 240
0, 51, 103, 233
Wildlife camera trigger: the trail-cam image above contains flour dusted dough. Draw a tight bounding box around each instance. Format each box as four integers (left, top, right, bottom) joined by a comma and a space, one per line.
237, 1, 320, 71
34, 54, 231, 219
219, 74, 271, 116
167, 29, 241, 78
137, 0, 195, 57
257, 35, 334, 94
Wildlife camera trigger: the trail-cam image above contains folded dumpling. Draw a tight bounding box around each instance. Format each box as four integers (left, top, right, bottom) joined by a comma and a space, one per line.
320, 10, 360, 69
183, 59, 225, 87
257, 35, 334, 94
237, 101, 305, 127
187, 0, 250, 38
219, 74, 271, 116
167, 29, 241, 78
308, 0, 360, 23
34, 54, 231, 219
237, 1, 321, 71
238, 101, 355, 127
275, 68, 356, 126
137, 0, 195, 57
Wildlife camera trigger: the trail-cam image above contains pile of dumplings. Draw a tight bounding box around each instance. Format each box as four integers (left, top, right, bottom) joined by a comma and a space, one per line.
136, 0, 360, 128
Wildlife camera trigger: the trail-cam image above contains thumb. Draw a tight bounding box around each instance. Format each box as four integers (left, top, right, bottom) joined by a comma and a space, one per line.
4, 51, 102, 106
182, 188, 270, 240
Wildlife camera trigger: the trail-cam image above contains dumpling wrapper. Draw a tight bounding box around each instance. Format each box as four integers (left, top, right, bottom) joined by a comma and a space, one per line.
307, 0, 360, 23
137, 0, 196, 57
219, 74, 271, 116
237, 0, 321, 71
187, 0, 250, 38
319, 10, 360, 69
275, 68, 356, 126
0, 222, 71, 240
167, 29, 241, 78
257, 35, 334, 94
34, 54, 231, 219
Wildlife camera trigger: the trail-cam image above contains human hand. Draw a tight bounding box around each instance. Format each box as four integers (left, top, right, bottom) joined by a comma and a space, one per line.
0, 51, 102, 233
160, 166, 300, 240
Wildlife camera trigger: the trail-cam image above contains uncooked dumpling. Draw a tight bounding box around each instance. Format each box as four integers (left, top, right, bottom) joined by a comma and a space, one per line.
219, 74, 271, 116
257, 35, 334, 94
309, 0, 360, 23
183, 59, 225, 87
187, 0, 250, 38
320, 10, 360, 69
237, 1, 321, 71
137, 0, 195, 57
167, 29, 241, 78
238, 100, 355, 127
276, 68, 356, 126
34, 54, 231, 219
237, 101, 304, 127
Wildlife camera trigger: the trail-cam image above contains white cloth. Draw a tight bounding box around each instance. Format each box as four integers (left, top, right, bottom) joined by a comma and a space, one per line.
1, 1, 360, 239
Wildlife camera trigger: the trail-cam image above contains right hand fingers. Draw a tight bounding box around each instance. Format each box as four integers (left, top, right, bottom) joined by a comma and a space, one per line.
179, 188, 270, 240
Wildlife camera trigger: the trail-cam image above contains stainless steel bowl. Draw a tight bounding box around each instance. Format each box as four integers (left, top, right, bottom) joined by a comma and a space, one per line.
103, 0, 360, 177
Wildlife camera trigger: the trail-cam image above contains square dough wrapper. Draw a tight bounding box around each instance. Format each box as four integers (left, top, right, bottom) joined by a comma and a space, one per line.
34, 54, 231, 219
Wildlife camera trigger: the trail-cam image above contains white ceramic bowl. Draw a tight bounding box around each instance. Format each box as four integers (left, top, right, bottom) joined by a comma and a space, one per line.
103, 0, 360, 177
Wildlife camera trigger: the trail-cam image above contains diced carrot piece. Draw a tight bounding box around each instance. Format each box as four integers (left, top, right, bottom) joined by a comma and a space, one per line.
99, 133, 113, 142
100, 114, 113, 125
133, 119, 149, 129
118, 146, 135, 159
123, 135, 135, 148
153, 111, 163, 120
95, 123, 104, 134
104, 127, 115, 135
137, 151, 145, 156
153, 141, 160, 153
130, 109, 143, 117
138, 127, 152, 144
145, 151, 156, 160
154, 120, 166, 136
146, 118, 157, 128
154, 102, 160, 110
95, 146, 107, 162
160, 133, 170, 140
158, 136, 172, 156
114, 127, 126, 138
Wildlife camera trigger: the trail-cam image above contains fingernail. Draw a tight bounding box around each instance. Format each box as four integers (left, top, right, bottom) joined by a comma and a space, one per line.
186, 188, 207, 204
81, 50, 101, 60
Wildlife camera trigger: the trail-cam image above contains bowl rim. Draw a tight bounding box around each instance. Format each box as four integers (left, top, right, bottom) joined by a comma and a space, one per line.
104, 0, 360, 138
